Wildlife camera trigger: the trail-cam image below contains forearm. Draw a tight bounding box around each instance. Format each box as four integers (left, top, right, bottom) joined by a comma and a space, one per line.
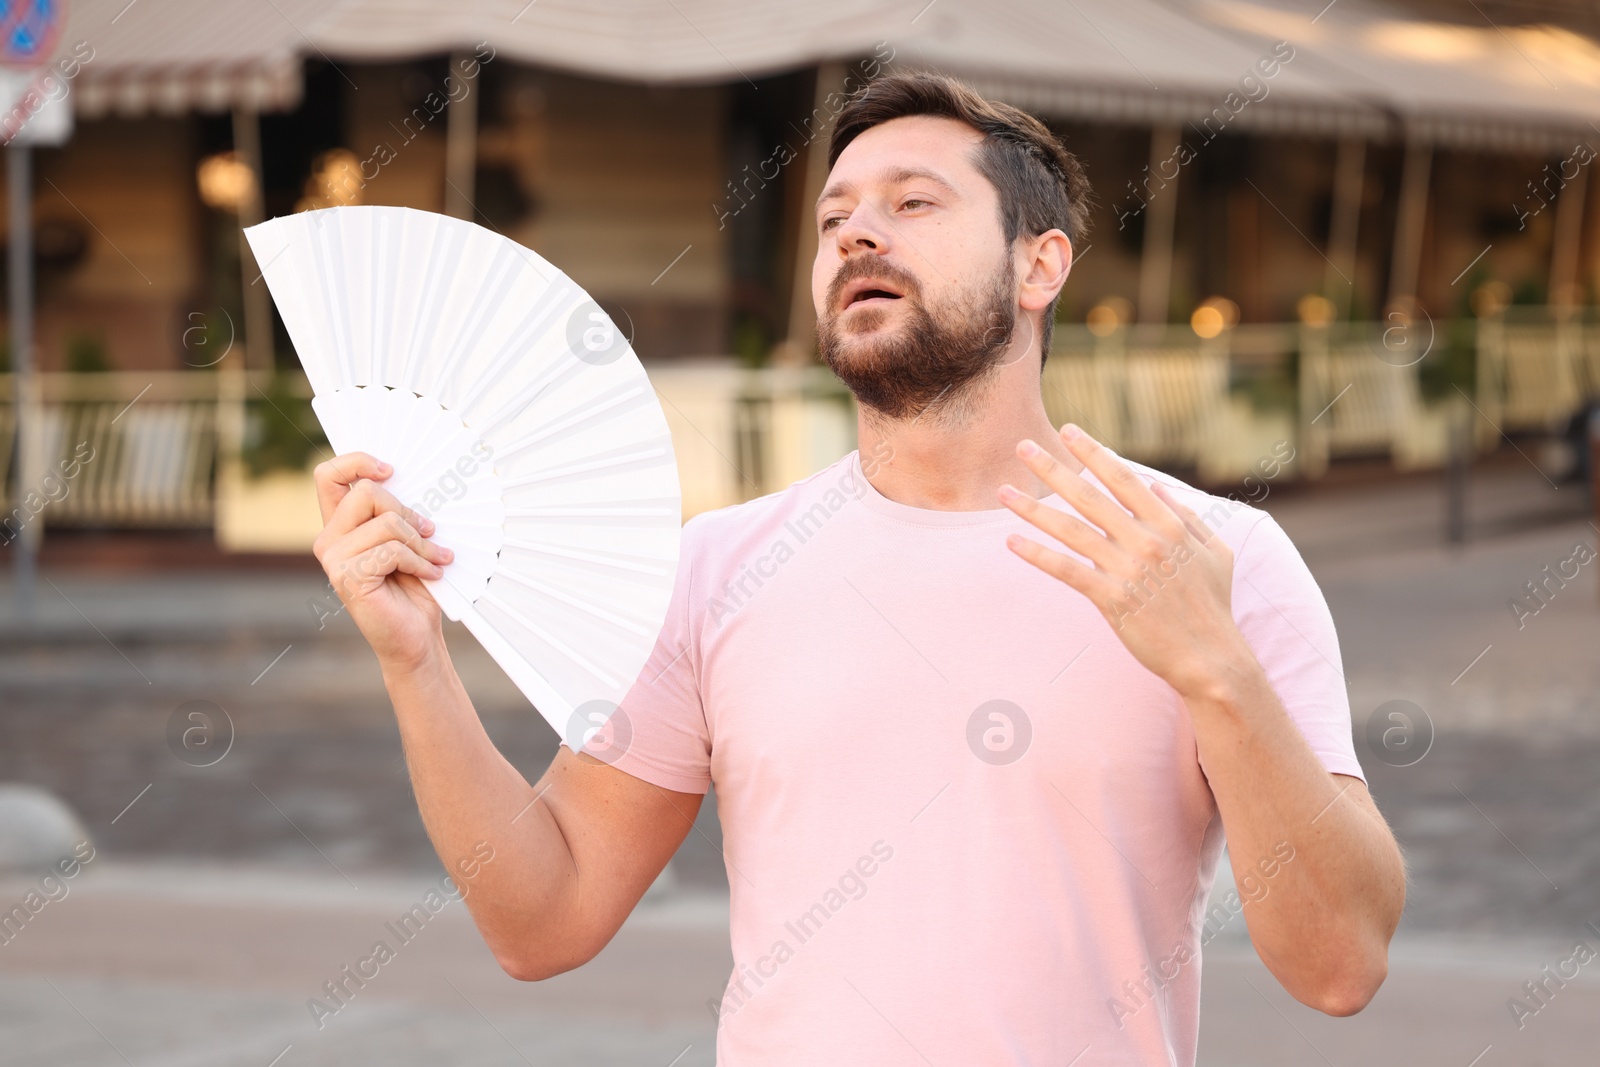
380, 642, 585, 976
998, 429, 1403, 1009
1184, 642, 1405, 1013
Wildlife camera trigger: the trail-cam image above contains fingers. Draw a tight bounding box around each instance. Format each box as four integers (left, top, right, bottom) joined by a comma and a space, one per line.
1056, 424, 1177, 530
1005, 532, 1117, 605
1016, 437, 1144, 546
321, 475, 434, 545
1002, 484, 1193, 618
314, 480, 441, 601
314, 452, 392, 525
1152, 482, 1218, 546
332, 540, 447, 598
998, 483, 1127, 573
336, 509, 454, 571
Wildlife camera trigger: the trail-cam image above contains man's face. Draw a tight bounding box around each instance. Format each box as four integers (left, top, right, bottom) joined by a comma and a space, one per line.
813, 115, 1021, 420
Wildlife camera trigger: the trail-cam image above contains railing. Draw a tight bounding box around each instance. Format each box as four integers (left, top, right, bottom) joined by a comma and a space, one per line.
1042, 325, 1237, 473
0, 371, 252, 529
3, 309, 1594, 540
1296, 321, 1439, 476
1046, 309, 1599, 482
1476, 306, 1600, 436
649, 362, 857, 517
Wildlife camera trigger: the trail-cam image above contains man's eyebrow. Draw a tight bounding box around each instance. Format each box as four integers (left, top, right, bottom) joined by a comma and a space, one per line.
883, 167, 958, 194
816, 167, 959, 210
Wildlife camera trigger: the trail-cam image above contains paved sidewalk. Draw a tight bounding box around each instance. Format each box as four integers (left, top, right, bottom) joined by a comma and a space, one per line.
0, 862, 727, 1067
2, 458, 1598, 1062
2, 861, 1597, 1066
4, 462, 1596, 927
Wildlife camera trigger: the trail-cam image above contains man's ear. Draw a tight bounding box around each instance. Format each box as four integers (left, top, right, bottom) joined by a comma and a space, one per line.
1017, 229, 1073, 315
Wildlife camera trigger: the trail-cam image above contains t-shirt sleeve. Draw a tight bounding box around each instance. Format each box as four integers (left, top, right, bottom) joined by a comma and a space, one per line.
567, 512, 714, 795
1230, 511, 1366, 782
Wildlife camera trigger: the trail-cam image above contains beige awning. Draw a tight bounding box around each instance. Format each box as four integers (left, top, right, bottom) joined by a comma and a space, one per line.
1190, 0, 1600, 152
875, 0, 1395, 139
51, 0, 317, 117
302, 0, 901, 82
45, 0, 1600, 151
305, 0, 1595, 150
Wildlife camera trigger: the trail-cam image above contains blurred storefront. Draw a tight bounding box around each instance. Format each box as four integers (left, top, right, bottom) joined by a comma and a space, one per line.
4, 0, 1600, 549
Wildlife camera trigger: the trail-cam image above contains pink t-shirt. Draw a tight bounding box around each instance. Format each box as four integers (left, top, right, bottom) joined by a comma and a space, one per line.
576, 448, 1363, 1066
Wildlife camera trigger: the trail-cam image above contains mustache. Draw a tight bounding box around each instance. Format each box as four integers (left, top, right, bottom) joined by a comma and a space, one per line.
825, 257, 922, 313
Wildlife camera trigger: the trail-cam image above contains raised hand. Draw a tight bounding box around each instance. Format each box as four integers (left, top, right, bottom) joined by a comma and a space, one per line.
311, 452, 455, 672
998, 423, 1252, 698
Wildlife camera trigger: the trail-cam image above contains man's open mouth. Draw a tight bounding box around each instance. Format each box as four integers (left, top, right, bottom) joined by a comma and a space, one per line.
841, 278, 905, 311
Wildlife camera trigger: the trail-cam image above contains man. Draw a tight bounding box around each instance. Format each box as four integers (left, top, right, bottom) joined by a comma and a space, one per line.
311, 72, 1405, 1065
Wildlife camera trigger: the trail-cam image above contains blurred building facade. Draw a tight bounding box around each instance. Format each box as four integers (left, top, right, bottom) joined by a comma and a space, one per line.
4, 0, 1600, 545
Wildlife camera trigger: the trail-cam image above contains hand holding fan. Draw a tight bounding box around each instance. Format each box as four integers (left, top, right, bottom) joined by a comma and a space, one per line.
244, 206, 681, 751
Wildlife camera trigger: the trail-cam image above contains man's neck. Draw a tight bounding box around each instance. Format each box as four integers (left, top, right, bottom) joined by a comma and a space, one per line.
854, 351, 1085, 512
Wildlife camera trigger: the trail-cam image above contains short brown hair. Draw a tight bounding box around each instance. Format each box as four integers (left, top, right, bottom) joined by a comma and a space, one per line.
829, 71, 1091, 363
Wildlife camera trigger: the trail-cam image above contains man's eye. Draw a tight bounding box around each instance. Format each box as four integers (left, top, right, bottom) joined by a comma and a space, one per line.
821, 216, 843, 230
900, 199, 929, 211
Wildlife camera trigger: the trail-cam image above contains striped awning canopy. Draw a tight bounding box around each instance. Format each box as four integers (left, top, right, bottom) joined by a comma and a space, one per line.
1186, 0, 1600, 152
305, 0, 1393, 138
38, 0, 317, 118
38, 0, 1600, 151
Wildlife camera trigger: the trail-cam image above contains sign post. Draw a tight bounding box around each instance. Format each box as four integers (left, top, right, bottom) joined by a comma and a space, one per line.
1, 0, 69, 621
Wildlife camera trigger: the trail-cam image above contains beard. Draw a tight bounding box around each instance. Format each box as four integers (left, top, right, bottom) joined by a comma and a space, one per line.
818, 255, 1018, 422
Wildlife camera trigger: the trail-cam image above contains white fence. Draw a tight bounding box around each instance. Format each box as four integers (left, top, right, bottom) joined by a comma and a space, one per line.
2, 308, 1594, 540
1041, 329, 1247, 479
1476, 308, 1600, 436
1, 372, 224, 529
650, 363, 857, 517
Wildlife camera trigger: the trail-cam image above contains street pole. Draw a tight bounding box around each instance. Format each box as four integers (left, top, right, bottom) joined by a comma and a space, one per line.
8, 142, 36, 619
443, 52, 478, 220
233, 106, 271, 373
1445, 396, 1470, 545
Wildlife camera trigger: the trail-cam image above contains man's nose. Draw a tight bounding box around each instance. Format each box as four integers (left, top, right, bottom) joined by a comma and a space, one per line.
833, 206, 890, 256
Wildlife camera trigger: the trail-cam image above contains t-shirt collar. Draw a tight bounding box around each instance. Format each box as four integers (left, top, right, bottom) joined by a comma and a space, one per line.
846, 449, 1068, 529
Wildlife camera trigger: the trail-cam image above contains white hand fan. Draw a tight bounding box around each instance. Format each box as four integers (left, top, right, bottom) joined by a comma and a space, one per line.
244, 206, 681, 748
